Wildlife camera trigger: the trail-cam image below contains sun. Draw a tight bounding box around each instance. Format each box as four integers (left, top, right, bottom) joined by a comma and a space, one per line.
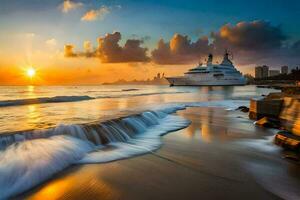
26, 68, 36, 78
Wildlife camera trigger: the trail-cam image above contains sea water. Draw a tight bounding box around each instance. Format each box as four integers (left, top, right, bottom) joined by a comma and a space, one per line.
0, 85, 278, 199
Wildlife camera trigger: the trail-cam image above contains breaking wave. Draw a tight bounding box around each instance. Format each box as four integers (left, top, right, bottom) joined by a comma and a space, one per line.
0, 91, 189, 108
0, 105, 189, 199
0, 100, 247, 199
0, 96, 94, 107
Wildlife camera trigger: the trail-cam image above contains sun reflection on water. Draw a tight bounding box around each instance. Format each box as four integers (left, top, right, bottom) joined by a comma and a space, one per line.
27, 85, 36, 98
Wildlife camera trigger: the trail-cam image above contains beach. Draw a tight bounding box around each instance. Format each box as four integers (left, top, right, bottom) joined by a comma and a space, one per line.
2, 1, 300, 199
20, 107, 300, 199
1, 85, 299, 199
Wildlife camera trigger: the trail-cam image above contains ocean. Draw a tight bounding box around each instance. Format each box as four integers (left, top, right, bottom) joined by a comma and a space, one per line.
0, 85, 279, 199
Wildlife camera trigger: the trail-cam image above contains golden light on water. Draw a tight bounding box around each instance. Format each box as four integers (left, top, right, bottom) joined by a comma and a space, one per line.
27, 68, 36, 78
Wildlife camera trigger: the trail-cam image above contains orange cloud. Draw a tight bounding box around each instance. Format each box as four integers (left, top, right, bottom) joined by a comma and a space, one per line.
64, 44, 77, 57
212, 20, 287, 51
152, 21, 292, 65
59, 0, 83, 13
151, 34, 211, 64
83, 41, 92, 52
81, 6, 110, 21
65, 32, 149, 63
63, 21, 300, 68
97, 32, 149, 62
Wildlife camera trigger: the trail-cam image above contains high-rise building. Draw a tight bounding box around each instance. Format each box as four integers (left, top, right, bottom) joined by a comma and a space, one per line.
255, 65, 269, 78
269, 70, 280, 77
261, 65, 269, 77
281, 66, 289, 74
255, 66, 263, 78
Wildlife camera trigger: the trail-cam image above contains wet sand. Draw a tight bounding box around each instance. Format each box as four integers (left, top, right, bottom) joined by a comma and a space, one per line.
20, 107, 300, 200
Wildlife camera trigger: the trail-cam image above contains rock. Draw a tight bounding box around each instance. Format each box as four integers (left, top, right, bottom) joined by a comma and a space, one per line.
280, 97, 300, 136
255, 117, 281, 128
236, 106, 249, 113
284, 154, 299, 161
275, 130, 300, 152
249, 98, 283, 120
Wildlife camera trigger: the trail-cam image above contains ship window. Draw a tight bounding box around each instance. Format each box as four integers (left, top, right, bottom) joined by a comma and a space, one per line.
213, 73, 224, 77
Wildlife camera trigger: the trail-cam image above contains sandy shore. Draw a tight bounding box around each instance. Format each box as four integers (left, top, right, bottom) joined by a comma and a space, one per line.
19, 107, 300, 200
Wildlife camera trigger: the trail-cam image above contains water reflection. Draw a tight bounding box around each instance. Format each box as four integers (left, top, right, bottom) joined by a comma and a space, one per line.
27, 166, 120, 200
0, 85, 277, 133
179, 107, 230, 142
27, 85, 36, 98
29, 177, 73, 200
25, 105, 42, 129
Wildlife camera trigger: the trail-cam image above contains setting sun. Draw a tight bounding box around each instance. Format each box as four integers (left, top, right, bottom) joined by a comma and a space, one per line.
26, 68, 36, 78
1, 1, 300, 200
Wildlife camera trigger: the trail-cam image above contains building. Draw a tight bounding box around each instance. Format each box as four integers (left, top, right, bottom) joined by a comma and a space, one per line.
262, 65, 269, 77
153, 72, 165, 81
269, 70, 280, 77
255, 65, 269, 78
281, 66, 289, 74
255, 67, 262, 78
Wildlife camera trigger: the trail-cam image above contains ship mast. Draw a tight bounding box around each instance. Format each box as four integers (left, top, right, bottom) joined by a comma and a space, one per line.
207, 54, 213, 66
221, 49, 233, 66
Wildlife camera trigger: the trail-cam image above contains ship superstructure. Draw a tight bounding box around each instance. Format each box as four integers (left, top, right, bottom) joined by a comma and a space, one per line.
166, 52, 247, 86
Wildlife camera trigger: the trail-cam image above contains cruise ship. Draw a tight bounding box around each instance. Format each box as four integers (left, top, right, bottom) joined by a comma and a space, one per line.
166, 51, 247, 86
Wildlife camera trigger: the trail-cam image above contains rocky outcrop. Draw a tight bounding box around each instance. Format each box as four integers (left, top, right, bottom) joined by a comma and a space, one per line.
252, 87, 300, 150
255, 117, 281, 128
249, 93, 300, 136
280, 97, 300, 136
249, 97, 283, 120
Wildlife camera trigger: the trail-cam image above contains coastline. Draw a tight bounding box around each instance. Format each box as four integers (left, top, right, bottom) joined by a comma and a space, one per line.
19, 107, 300, 200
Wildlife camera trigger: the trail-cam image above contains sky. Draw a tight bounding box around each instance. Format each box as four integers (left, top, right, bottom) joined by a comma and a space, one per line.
0, 0, 300, 85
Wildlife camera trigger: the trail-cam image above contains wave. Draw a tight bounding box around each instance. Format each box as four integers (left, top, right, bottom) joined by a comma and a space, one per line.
0, 104, 188, 199
0, 96, 94, 107
96, 91, 189, 99
0, 135, 94, 199
121, 88, 139, 91
0, 91, 188, 108
0, 100, 247, 199
86, 88, 139, 93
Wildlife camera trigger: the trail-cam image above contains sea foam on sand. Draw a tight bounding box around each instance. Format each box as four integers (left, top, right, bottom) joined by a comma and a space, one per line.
0, 100, 248, 199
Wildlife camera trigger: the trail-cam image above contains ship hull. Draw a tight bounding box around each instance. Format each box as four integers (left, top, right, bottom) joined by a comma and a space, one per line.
166, 77, 247, 86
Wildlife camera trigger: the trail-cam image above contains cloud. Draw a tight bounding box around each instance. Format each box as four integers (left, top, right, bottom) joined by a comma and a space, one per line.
64, 21, 300, 66
151, 20, 300, 66
97, 32, 149, 62
60, 0, 83, 13
64, 32, 149, 62
151, 34, 211, 64
210, 20, 294, 65
211, 20, 287, 52
83, 40, 94, 57
64, 44, 77, 57
81, 6, 110, 21
83, 41, 92, 52
46, 38, 57, 47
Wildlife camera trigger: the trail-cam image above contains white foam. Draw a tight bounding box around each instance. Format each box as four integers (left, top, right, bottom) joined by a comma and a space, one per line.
235, 136, 281, 153
0, 135, 94, 199
0, 99, 247, 199
0, 110, 189, 199
79, 114, 190, 163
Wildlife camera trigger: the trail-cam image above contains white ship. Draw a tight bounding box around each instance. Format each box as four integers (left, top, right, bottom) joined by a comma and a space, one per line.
166, 51, 247, 86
